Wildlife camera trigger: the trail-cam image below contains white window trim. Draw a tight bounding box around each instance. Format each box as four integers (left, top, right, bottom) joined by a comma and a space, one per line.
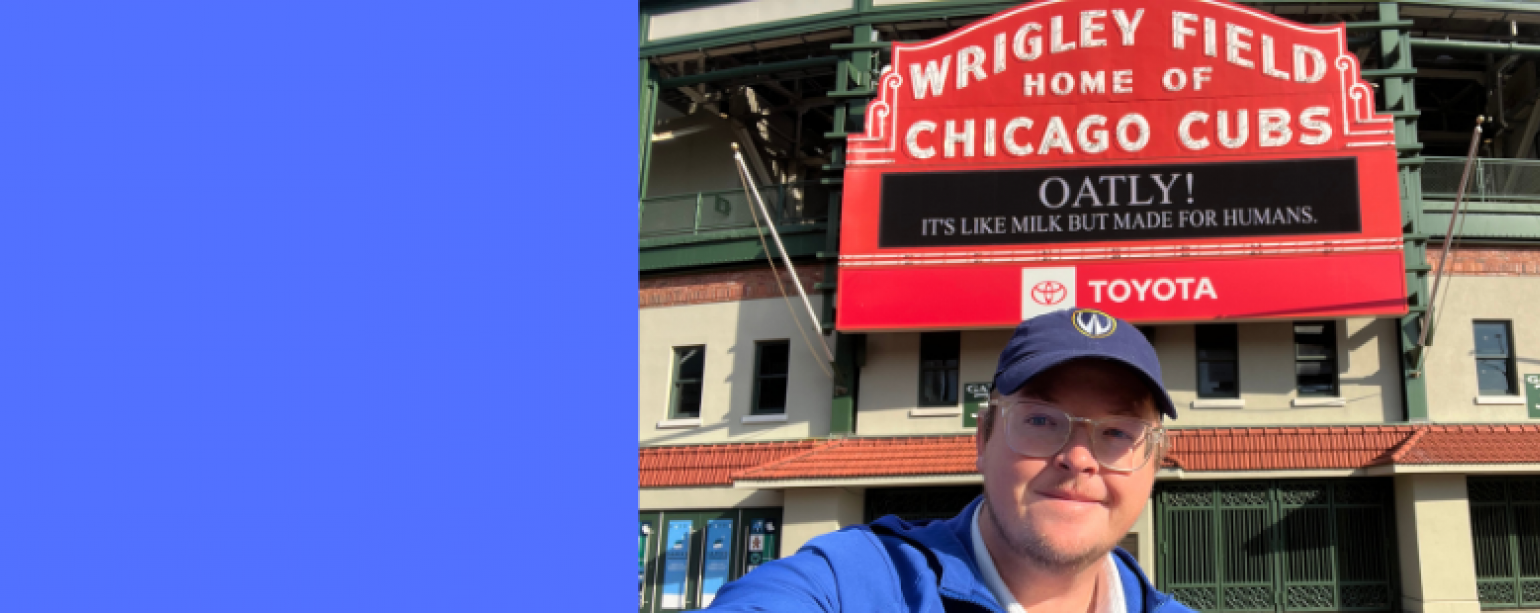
910, 407, 963, 417
656, 418, 703, 429
741, 413, 788, 424
1191, 398, 1246, 409
1475, 395, 1525, 405
1291, 397, 1347, 407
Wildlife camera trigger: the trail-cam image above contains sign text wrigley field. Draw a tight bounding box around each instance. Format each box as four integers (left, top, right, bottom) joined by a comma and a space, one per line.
893, 8, 1349, 163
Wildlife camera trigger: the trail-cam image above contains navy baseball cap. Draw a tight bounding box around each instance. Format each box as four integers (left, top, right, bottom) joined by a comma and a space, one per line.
992, 308, 1177, 420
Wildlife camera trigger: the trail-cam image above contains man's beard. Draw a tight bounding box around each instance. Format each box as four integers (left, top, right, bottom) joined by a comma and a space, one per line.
983, 492, 1114, 572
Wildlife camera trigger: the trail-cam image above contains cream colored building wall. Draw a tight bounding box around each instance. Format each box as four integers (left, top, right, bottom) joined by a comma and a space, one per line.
1422, 276, 1540, 421
781, 487, 866, 555
1156, 318, 1402, 426
856, 329, 1012, 436
647, 0, 853, 42
1134, 498, 1156, 582
640, 487, 784, 511
1394, 474, 1480, 613
854, 320, 1397, 434
639, 296, 832, 445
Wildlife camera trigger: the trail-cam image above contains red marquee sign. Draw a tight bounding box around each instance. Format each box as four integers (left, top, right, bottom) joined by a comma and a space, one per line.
836, 0, 1406, 330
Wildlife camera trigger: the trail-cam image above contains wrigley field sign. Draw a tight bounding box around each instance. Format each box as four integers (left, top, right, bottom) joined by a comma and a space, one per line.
835, 0, 1407, 330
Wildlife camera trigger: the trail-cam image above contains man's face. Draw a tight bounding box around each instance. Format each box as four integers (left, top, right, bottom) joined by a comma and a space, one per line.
975, 359, 1161, 571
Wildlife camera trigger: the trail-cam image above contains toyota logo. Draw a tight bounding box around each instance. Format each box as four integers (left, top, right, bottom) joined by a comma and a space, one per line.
1030, 280, 1068, 306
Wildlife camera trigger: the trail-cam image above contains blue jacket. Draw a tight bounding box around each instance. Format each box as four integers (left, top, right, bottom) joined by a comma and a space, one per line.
705, 496, 1196, 613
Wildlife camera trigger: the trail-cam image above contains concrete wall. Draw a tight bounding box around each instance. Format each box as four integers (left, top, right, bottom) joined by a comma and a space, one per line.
1423, 276, 1540, 421
854, 319, 1400, 434
856, 329, 1012, 436
781, 487, 865, 554
639, 296, 832, 445
639, 487, 783, 511
1394, 474, 1480, 613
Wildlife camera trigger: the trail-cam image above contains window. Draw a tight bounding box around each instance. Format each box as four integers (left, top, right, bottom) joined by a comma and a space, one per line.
1294, 321, 1338, 397
1474, 321, 1517, 396
918, 332, 960, 406
1195, 324, 1239, 399
753, 341, 789, 414
670, 346, 705, 418
1136, 326, 1156, 343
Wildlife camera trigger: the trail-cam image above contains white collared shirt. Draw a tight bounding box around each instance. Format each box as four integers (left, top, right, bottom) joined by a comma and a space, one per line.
969, 504, 1127, 613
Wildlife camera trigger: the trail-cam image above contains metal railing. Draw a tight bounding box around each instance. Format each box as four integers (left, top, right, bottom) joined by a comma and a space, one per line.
1423, 156, 1540, 204
639, 181, 830, 238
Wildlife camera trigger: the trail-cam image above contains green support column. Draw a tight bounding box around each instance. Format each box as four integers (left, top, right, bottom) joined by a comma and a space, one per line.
640, 60, 658, 201
830, 333, 863, 435
1379, 2, 1430, 422
823, 24, 881, 436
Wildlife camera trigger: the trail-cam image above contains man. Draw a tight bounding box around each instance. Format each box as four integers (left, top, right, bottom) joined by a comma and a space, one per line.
705, 308, 1194, 613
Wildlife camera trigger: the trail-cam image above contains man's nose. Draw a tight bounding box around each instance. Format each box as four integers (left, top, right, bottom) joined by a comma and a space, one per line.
1053, 422, 1100, 473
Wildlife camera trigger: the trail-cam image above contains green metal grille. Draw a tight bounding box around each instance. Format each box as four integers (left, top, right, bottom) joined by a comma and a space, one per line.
1468, 477, 1540, 609
1157, 479, 1398, 613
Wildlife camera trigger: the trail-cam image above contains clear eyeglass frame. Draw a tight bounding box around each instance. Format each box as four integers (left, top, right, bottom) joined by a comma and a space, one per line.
988, 399, 1167, 472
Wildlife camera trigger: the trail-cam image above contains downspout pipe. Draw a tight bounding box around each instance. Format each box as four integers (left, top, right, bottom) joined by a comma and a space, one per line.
1410, 38, 1540, 56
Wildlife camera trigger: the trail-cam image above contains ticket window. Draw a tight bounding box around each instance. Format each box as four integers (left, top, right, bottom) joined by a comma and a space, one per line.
639, 508, 781, 613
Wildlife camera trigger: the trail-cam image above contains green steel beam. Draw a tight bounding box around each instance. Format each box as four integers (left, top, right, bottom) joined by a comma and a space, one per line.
640, 61, 659, 201
1375, 2, 1430, 423
829, 42, 890, 52
639, 228, 825, 272
1344, 20, 1415, 31
829, 333, 862, 435
642, 1, 1531, 59
1421, 213, 1540, 238
657, 56, 840, 89
1410, 38, 1540, 57
824, 24, 882, 435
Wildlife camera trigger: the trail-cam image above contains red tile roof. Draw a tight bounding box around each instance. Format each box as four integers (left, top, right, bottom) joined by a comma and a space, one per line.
1163, 426, 1417, 471
639, 441, 821, 487
640, 425, 1540, 487
735, 436, 979, 481
1380, 424, 1540, 465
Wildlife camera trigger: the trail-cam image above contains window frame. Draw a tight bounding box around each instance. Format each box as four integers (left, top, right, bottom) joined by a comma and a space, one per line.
1293, 321, 1339, 398
1195, 324, 1240, 399
751, 340, 790, 415
917, 331, 961, 407
670, 345, 706, 419
1474, 320, 1518, 396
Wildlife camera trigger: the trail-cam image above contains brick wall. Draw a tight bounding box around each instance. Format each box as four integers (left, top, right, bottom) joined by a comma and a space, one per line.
640, 266, 824, 308
1427, 245, 1540, 276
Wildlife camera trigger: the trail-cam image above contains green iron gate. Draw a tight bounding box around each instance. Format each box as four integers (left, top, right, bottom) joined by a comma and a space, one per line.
1156, 480, 1398, 613
1467, 476, 1540, 608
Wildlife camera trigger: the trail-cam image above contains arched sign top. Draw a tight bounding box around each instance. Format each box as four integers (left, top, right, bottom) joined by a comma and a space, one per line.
848, 0, 1393, 166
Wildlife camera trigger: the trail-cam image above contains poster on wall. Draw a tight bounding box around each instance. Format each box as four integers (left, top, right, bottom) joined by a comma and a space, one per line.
745, 520, 765, 574
699, 519, 734, 606
659, 520, 693, 609
836, 0, 1406, 330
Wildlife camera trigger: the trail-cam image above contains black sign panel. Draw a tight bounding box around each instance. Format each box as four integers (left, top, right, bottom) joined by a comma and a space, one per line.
878, 158, 1361, 248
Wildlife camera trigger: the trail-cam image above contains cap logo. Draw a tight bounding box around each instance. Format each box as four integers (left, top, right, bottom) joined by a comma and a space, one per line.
1072, 309, 1116, 338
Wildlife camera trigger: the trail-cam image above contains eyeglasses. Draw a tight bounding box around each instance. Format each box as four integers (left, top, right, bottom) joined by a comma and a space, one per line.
990, 400, 1165, 472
